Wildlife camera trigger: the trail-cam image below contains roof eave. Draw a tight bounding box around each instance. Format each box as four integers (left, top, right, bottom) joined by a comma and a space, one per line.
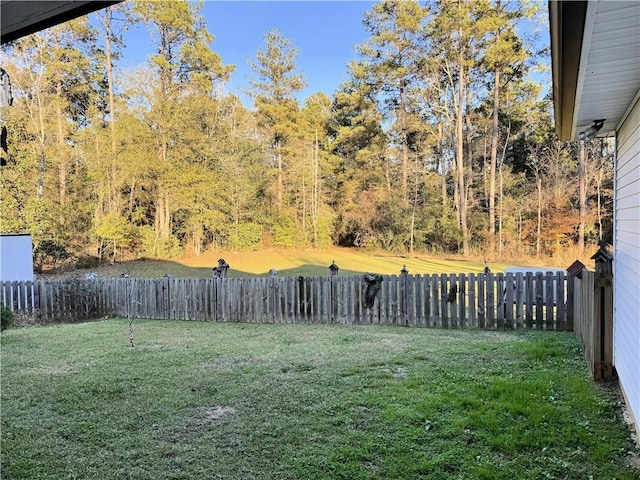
1, 1, 123, 45
549, 1, 588, 141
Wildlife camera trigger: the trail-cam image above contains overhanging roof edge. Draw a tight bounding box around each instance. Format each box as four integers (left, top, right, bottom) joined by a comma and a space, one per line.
1, 1, 123, 45
549, 1, 588, 141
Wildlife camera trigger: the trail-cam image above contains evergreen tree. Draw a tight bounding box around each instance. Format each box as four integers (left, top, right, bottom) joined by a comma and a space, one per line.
247, 29, 306, 214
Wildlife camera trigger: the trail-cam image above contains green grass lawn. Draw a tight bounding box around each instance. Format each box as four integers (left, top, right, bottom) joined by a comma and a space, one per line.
1, 321, 637, 479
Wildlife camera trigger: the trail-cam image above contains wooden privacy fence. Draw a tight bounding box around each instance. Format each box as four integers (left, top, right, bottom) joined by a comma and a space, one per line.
2, 271, 571, 330
572, 248, 614, 381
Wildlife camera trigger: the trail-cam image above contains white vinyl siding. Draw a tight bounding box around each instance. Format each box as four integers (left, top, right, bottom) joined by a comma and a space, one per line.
614, 92, 640, 427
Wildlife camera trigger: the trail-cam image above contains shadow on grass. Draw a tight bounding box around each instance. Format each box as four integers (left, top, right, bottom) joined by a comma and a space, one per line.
106, 260, 379, 278
41, 259, 369, 279
40, 249, 511, 280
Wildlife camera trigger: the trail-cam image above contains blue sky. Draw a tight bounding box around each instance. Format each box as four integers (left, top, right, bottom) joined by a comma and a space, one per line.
117, 1, 376, 107
113, 0, 550, 107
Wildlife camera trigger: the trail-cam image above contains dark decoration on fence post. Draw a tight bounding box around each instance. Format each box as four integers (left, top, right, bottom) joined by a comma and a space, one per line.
400, 265, 409, 326
329, 262, 339, 323
298, 276, 310, 317
447, 285, 457, 303
213, 258, 230, 278
567, 260, 586, 279
363, 273, 383, 309
329, 261, 339, 276
592, 244, 613, 275
269, 268, 277, 277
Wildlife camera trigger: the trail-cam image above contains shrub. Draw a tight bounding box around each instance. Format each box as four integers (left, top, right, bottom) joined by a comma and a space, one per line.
139, 226, 182, 259
76, 255, 101, 269
33, 240, 71, 272
1, 303, 13, 332
272, 216, 297, 248
228, 223, 262, 251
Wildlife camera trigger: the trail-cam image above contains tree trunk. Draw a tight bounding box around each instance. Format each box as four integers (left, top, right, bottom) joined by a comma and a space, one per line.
128, 178, 136, 219
465, 85, 473, 211
312, 130, 319, 248
489, 68, 500, 238
578, 139, 586, 254
438, 123, 447, 212
498, 160, 503, 258
56, 82, 67, 204
536, 175, 542, 257
453, 157, 460, 225
104, 8, 118, 214
302, 168, 306, 234
400, 87, 408, 199
483, 123, 488, 203
155, 189, 171, 240
410, 174, 418, 254
38, 142, 45, 199
456, 6, 469, 256
276, 139, 283, 210
596, 173, 603, 241
54, 37, 67, 204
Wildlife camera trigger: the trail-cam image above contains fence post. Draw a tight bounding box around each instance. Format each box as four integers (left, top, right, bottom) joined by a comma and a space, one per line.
592, 246, 614, 381
566, 274, 575, 331
400, 266, 408, 326
329, 262, 339, 324
566, 260, 586, 332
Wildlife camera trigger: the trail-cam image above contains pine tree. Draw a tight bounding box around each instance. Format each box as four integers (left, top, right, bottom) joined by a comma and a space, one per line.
247, 29, 306, 212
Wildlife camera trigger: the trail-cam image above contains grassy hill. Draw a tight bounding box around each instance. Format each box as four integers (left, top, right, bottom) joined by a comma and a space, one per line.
40, 247, 554, 279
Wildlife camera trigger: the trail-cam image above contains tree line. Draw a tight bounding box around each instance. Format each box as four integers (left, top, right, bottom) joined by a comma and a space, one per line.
0, 0, 613, 267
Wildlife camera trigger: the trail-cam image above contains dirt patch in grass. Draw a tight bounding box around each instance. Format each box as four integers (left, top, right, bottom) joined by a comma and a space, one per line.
159, 406, 237, 444
393, 366, 409, 379
197, 406, 236, 425
23, 363, 78, 376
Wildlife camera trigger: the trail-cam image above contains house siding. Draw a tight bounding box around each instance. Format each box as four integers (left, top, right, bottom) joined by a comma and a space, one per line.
614, 93, 640, 429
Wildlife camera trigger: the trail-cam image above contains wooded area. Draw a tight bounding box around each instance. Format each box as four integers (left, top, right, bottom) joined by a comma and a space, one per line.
0, 0, 614, 265
1, 270, 570, 329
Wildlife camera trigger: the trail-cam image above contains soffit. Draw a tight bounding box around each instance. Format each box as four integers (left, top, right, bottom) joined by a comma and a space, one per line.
572, 1, 640, 139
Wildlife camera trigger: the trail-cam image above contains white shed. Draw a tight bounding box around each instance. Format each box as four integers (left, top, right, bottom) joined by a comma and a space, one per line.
0, 233, 34, 281
550, 0, 640, 436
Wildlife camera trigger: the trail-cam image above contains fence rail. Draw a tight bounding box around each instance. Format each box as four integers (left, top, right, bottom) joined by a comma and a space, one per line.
2, 271, 570, 330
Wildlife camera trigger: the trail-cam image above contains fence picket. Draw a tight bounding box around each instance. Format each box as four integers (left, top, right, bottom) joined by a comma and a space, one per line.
556, 271, 566, 330
566, 274, 575, 331
504, 273, 514, 329
459, 274, 466, 328
535, 272, 544, 329
468, 274, 476, 328
439, 274, 447, 329
525, 273, 533, 328
514, 273, 523, 328
478, 274, 485, 329
545, 272, 554, 330
486, 273, 495, 329
496, 273, 505, 329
